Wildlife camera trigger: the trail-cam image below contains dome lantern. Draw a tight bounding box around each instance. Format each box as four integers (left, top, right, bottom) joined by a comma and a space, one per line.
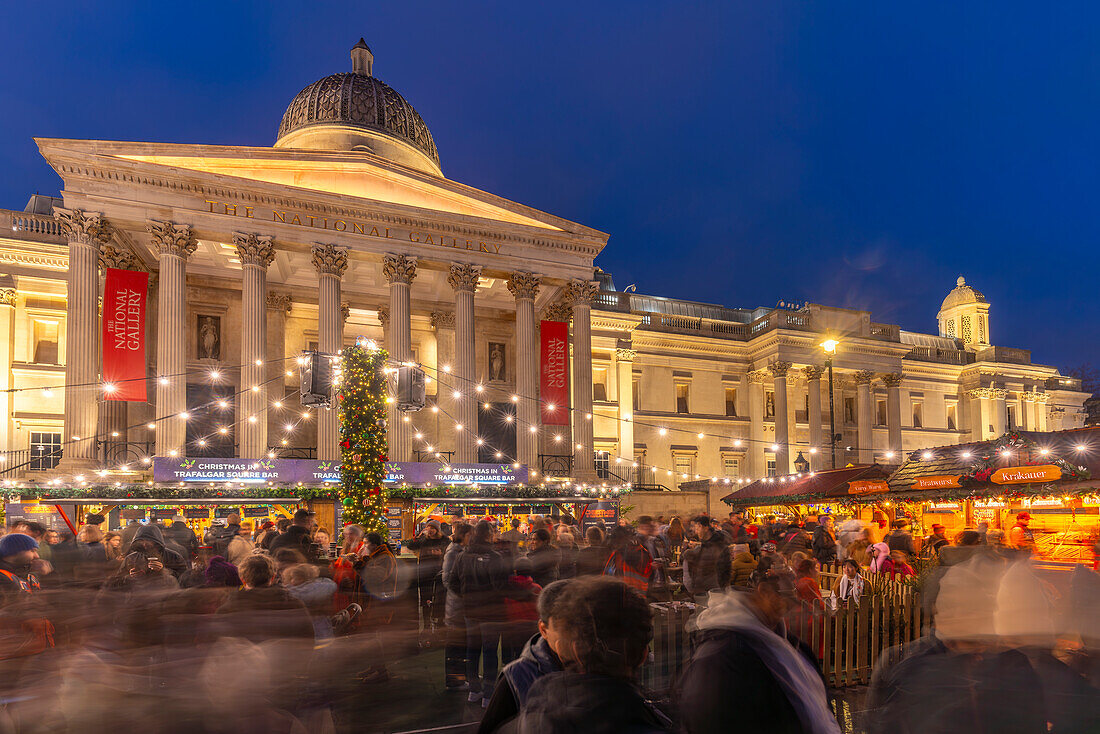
937, 275, 991, 347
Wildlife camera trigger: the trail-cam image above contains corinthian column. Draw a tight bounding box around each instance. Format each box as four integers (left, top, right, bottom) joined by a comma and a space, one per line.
881, 372, 903, 457
449, 263, 482, 463
234, 232, 275, 459
855, 370, 875, 463
311, 243, 348, 461
55, 209, 111, 470
508, 271, 541, 470
768, 361, 792, 474
382, 254, 417, 461
431, 311, 456, 454
565, 279, 598, 481
990, 388, 1008, 437
803, 366, 824, 470
147, 220, 196, 458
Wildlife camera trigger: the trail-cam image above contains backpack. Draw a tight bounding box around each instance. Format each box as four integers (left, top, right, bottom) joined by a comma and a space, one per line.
460, 550, 503, 596
211, 527, 235, 558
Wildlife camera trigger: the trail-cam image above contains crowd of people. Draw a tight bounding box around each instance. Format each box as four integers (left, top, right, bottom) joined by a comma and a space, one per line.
0, 506, 1096, 733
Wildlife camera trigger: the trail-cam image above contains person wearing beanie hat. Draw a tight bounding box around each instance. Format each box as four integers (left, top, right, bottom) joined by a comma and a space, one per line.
204, 555, 242, 588
1010, 512, 1034, 551
0, 532, 41, 596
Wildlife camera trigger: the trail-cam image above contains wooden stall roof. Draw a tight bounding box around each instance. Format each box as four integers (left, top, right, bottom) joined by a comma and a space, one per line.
721, 464, 894, 507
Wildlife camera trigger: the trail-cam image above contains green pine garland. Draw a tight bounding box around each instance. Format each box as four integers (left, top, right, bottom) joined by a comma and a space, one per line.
337, 340, 389, 535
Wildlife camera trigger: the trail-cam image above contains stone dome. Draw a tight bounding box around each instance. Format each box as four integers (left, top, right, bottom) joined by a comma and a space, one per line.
275, 40, 441, 175
940, 275, 987, 312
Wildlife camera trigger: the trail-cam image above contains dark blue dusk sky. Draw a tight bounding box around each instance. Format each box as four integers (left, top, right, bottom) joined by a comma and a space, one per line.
1, 2, 1096, 370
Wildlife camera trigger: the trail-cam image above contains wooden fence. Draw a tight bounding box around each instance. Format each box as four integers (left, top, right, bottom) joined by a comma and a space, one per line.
643, 566, 924, 692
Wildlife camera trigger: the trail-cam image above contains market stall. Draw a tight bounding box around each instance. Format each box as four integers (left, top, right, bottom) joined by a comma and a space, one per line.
720, 464, 896, 524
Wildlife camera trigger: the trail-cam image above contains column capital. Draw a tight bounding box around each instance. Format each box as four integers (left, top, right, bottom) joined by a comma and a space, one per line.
233, 232, 276, 268
310, 242, 348, 276
616, 348, 637, 362
1032, 392, 1051, 404
990, 388, 1009, 400
802, 365, 825, 381
564, 279, 599, 306
768, 360, 793, 378
377, 305, 389, 328
447, 262, 482, 292
543, 300, 572, 323
748, 370, 770, 385
56, 208, 112, 247
341, 303, 351, 323
854, 369, 876, 385
147, 220, 197, 259
97, 244, 142, 272
430, 311, 455, 330
266, 292, 292, 312
880, 372, 904, 388
382, 253, 418, 285
507, 271, 541, 300
0, 288, 15, 307
968, 387, 993, 399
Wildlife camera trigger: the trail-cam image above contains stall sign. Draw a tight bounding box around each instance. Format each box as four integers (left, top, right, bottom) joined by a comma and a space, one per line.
848, 480, 889, 495
5, 502, 77, 531
973, 500, 1005, 508
914, 475, 961, 490
214, 506, 240, 519
990, 465, 1062, 485
579, 500, 619, 535
155, 457, 529, 486
385, 507, 403, 518
154, 458, 291, 483
120, 508, 147, 521
1030, 497, 1064, 507
383, 462, 528, 486
242, 506, 270, 518
927, 502, 961, 511
151, 509, 176, 520
184, 508, 210, 519
441, 505, 464, 517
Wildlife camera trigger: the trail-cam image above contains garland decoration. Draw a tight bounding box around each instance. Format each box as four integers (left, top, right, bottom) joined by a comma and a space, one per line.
387, 484, 631, 500
338, 339, 389, 534
0, 485, 337, 501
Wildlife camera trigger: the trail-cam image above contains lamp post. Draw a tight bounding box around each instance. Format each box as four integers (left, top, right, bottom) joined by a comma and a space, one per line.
793, 451, 810, 474
822, 339, 839, 470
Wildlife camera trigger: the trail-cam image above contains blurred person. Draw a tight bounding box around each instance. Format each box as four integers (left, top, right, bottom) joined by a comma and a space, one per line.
554, 526, 578, 579
479, 579, 573, 734
226, 521, 255, 565
525, 528, 561, 588
502, 556, 541, 664
885, 520, 916, 558
636, 515, 669, 597
780, 521, 813, 557
128, 523, 187, 578
868, 542, 895, 575
273, 548, 307, 582
447, 520, 509, 706
681, 580, 838, 734
268, 508, 317, 559
358, 532, 399, 682
986, 528, 1006, 546
1009, 511, 1034, 550
663, 516, 686, 558
730, 543, 757, 588
442, 521, 472, 689
890, 551, 914, 578
332, 524, 366, 611
203, 555, 242, 588
216, 554, 313, 642
831, 559, 866, 606
254, 518, 277, 547
284, 562, 338, 639
211, 513, 243, 557
104, 548, 179, 591
602, 526, 653, 595
976, 520, 989, 544
576, 527, 610, 576
922, 523, 949, 557
955, 530, 982, 547
0, 533, 42, 598
836, 516, 866, 561
103, 531, 124, 567
118, 518, 142, 553
793, 558, 822, 604
517, 577, 670, 734
559, 514, 582, 545
811, 515, 837, 565
847, 528, 873, 567
165, 514, 199, 560
406, 518, 448, 633
312, 527, 333, 558
77, 523, 107, 562
500, 517, 524, 554
683, 515, 731, 599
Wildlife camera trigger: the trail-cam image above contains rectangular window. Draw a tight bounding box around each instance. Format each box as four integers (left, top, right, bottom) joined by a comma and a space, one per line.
725, 387, 737, 417
947, 404, 957, 431
877, 399, 888, 426
29, 432, 61, 470
723, 456, 740, 478
594, 450, 610, 478
912, 402, 923, 429
676, 383, 689, 414
593, 368, 608, 402
632, 379, 640, 412
674, 454, 694, 478
1007, 404, 1016, 430
766, 455, 777, 477
32, 320, 59, 364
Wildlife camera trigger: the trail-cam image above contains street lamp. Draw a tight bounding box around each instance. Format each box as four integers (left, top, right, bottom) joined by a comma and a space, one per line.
822, 338, 840, 470
793, 451, 810, 474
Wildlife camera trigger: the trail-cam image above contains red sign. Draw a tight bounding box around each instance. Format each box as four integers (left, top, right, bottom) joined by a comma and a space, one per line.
102, 268, 148, 401
539, 319, 570, 425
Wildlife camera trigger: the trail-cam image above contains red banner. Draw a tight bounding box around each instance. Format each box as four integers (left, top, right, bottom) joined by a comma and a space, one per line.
540, 319, 570, 425
102, 268, 148, 401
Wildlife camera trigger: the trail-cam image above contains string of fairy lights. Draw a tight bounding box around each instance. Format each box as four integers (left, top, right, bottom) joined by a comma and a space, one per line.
5, 342, 1091, 493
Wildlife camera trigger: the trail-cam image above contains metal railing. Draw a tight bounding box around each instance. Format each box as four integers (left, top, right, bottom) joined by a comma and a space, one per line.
270, 446, 317, 459
98, 440, 154, 468
539, 453, 574, 477
415, 449, 454, 463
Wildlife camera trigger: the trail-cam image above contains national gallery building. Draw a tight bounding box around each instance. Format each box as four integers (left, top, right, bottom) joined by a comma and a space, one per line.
0, 41, 1088, 509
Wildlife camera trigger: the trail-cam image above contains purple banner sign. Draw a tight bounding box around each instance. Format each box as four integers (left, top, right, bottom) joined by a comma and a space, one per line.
153, 458, 527, 486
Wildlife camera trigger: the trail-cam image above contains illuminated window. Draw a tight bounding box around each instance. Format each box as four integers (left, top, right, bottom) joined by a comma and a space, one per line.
725, 388, 738, 417
676, 383, 690, 414
632, 378, 640, 412
912, 401, 923, 429
946, 319, 956, 337
765, 455, 777, 477
947, 404, 957, 430
30, 432, 61, 470
674, 453, 694, 477
32, 320, 59, 364
961, 315, 972, 342
876, 399, 887, 426
723, 456, 740, 478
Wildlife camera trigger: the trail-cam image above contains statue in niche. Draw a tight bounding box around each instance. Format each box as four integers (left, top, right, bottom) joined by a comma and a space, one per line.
197, 315, 220, 360
489, 342, 506, 382
765, 391, 775, 418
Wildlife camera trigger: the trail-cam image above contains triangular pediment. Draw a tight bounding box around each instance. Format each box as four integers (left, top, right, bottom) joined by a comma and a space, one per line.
36, 139, 606, 240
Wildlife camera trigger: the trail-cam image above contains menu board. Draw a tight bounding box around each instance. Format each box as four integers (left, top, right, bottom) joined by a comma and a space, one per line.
152, 509, 176, 520
214, 507, 240, 519
184, 508, 210, 519
242, 506, 270, 518
120, 508, 147, 521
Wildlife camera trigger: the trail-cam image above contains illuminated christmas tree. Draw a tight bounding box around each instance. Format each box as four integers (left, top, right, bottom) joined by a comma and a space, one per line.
337, 339, 390, 534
